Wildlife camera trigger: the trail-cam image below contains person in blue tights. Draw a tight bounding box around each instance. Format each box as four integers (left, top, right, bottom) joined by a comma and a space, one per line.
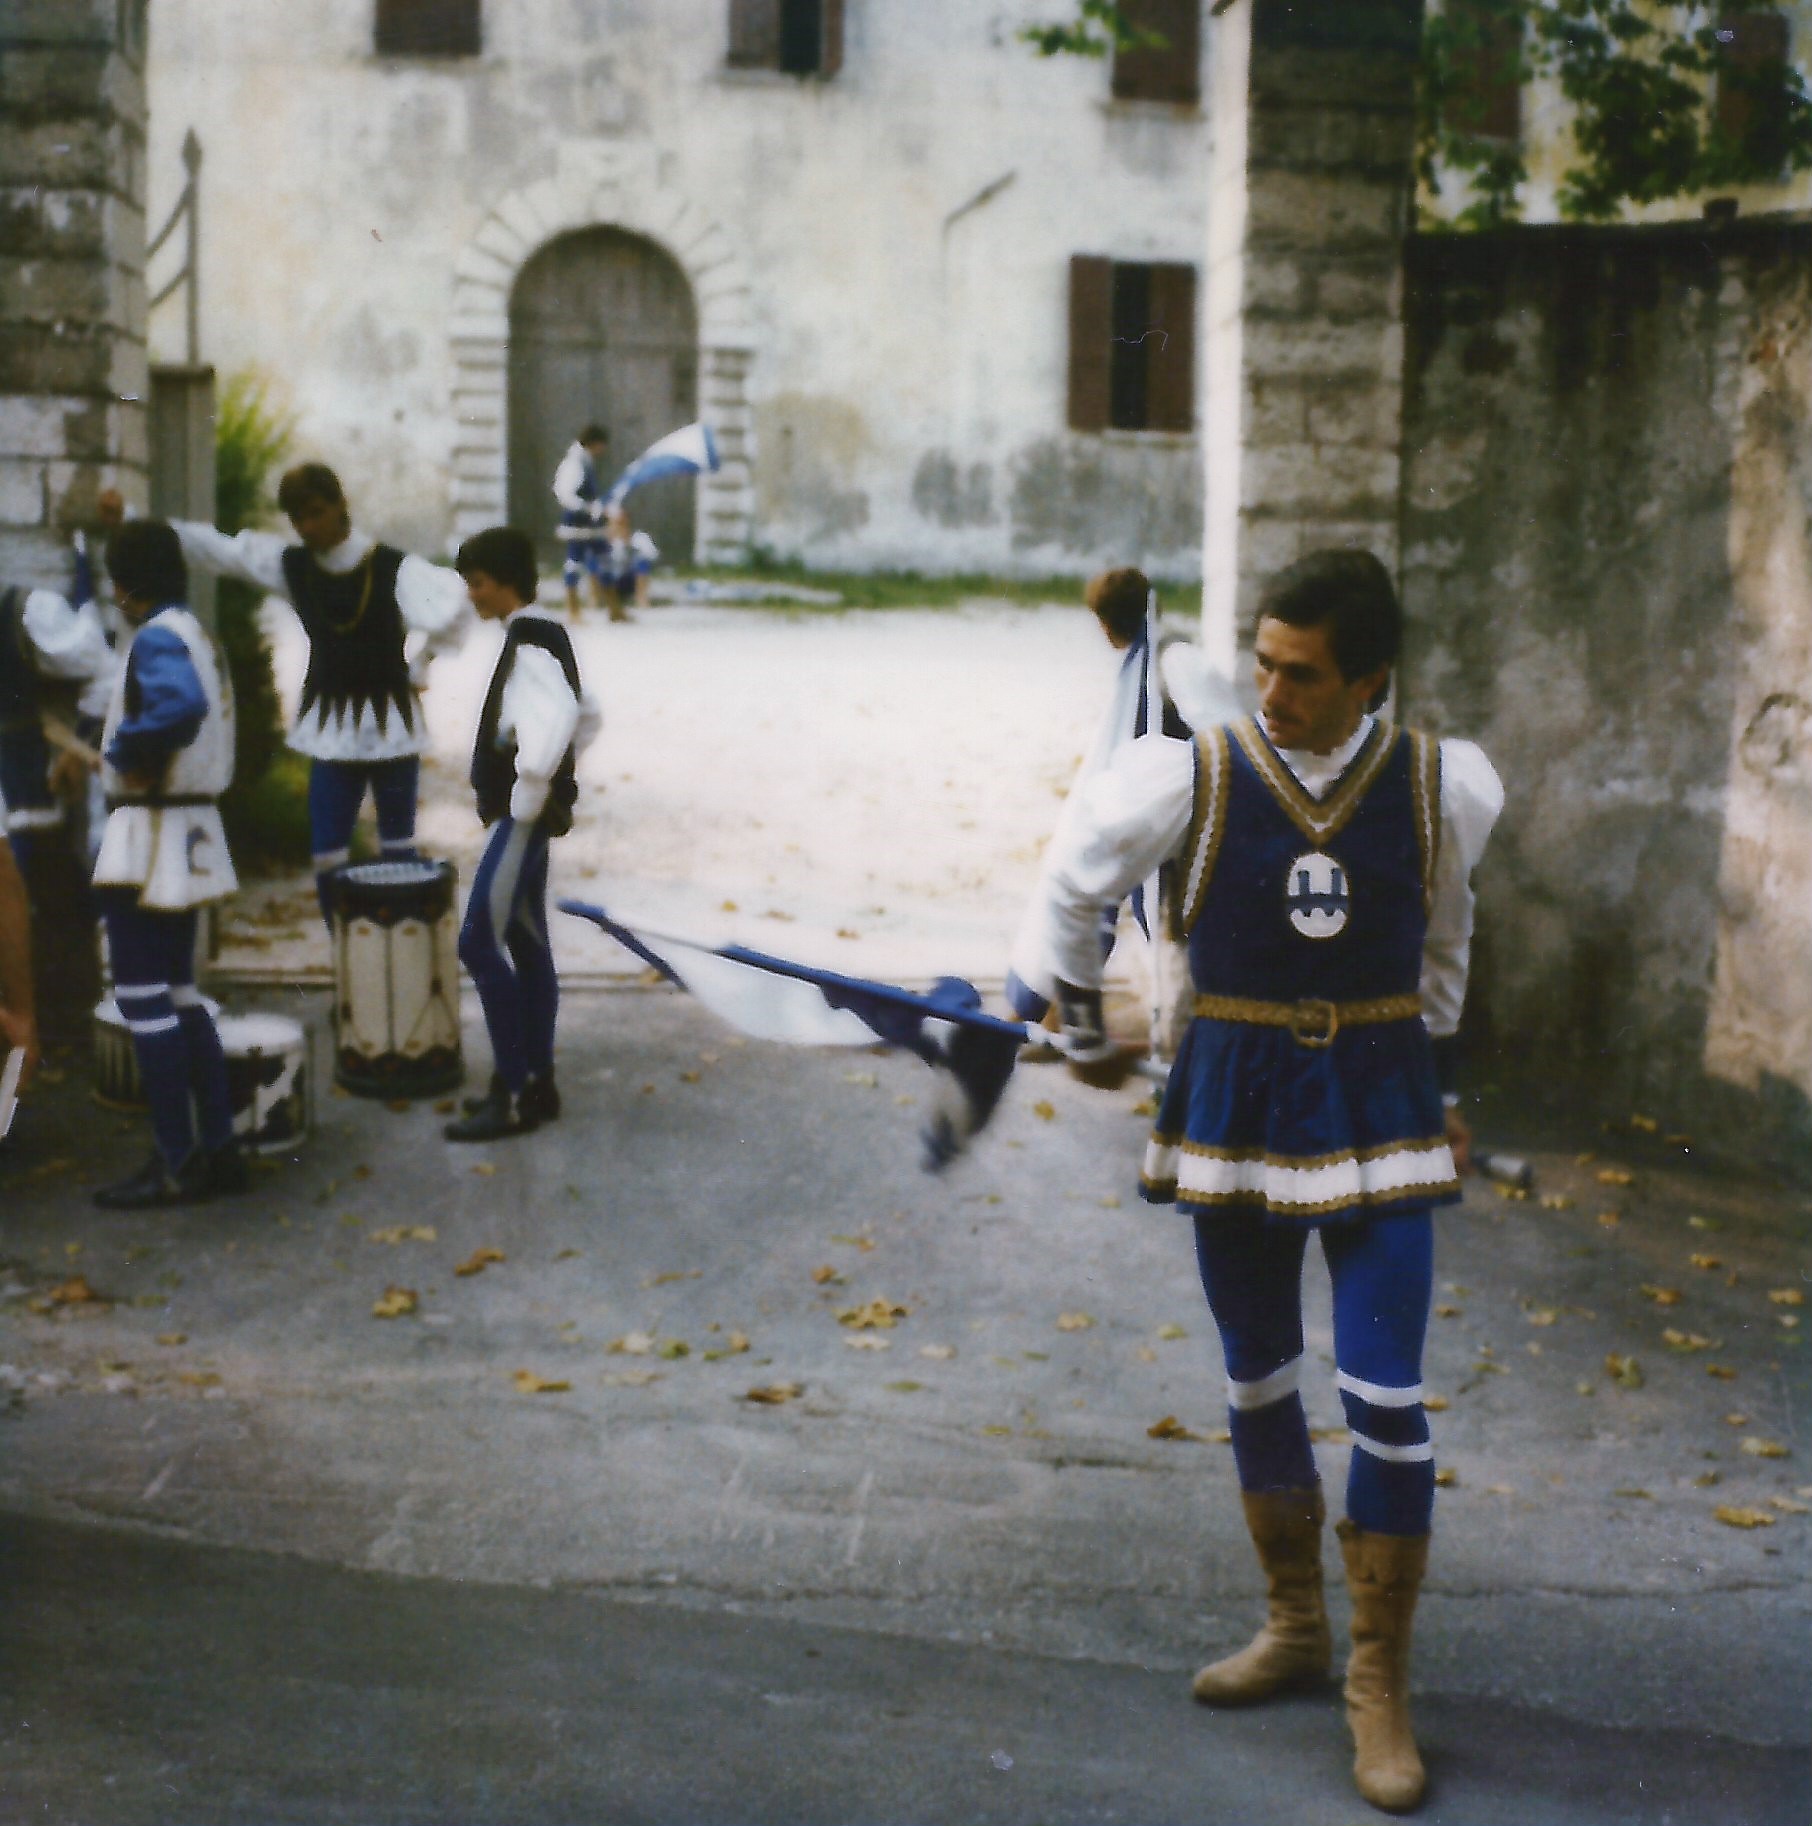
445, 527, 598, 1143
1009, 550, 1502, 1814
89, 522, 246, 1210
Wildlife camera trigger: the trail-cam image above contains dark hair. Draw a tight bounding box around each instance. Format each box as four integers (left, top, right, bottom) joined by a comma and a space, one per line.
579, 424, 609, 447
1257, 549, 1401, 685
1084, 567, 1151, 647
456, 525, 539, 604
276, 462, 346, 517
107, 519, 188, 606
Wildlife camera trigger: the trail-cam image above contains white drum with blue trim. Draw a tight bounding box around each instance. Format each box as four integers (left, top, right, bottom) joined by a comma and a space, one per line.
218, 1011, 311, 1156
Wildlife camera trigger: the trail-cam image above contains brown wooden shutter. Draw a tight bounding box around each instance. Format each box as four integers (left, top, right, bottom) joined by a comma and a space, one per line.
375, 0, 481, 56
1717, 11, 1791, 142
1145, 262, 1196, 433
819, 0, 844, 76
1068, 255, 1113, 433
1444, 0, 1521, 141
1111, 0, 1201, 106
728, 0, 783, 69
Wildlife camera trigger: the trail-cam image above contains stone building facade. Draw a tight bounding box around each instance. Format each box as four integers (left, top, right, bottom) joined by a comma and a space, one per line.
143, 0, 1213, 574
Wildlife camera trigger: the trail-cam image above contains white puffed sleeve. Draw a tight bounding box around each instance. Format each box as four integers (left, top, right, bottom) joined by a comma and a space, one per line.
1008, 733, 1197, 1005
499, 644, 581, 824
171, 521, 293, 596
1158, 641, 1241, 736
23, 589, 113, 685
396, 556, 472, 680
1419, 738, 1505, 1038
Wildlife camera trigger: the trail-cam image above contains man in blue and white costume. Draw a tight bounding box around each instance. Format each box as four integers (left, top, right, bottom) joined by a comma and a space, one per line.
446, 526, 600, 1142
551, 424, 611, 619
168, 464, 470, 928
90, 522, 244, 1210
1009, 550, 1501, 1816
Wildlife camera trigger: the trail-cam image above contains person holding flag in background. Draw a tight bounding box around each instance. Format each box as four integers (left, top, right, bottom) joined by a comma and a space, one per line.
552, 424, 612, 620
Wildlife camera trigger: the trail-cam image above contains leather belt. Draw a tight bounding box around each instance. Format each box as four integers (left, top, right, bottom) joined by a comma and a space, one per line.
1190, 993, 1423, 1049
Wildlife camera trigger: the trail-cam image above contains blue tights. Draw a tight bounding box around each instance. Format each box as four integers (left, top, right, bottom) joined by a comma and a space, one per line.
458, 817, 557, 1095
308, 756, 419, 926
1193, 1209, 1436, 1537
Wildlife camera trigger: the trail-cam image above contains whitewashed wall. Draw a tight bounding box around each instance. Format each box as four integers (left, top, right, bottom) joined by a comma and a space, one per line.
145, 0, 1209, 575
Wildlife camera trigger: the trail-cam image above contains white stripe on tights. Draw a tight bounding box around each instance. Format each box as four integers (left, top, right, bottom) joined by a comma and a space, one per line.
1227, 1355, 1303, 1412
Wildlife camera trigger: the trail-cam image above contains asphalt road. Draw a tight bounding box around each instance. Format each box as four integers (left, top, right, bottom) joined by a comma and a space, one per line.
2, 987, 1808, 1822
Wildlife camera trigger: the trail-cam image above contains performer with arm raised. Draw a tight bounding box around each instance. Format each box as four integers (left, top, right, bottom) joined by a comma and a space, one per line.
167, 463, 470, 926
446, 526, 599, 1143
1009, 550, 1501, 1816
552, 425, 610, 621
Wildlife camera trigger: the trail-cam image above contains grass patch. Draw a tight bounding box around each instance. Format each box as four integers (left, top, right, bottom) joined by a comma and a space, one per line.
674, 558, 1203, 617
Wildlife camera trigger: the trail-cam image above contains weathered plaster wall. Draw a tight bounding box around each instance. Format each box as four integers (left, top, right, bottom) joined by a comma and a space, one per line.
1402, 221, 1812, 1158
0, 0, 148, 588
144, 0, 1207, 573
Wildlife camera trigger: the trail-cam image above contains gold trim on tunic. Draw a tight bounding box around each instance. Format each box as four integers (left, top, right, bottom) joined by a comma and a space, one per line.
1188, 992, 1422, 1031
1229, 716, 1401, 846
1178, 724, 1231, 937
1408, 728, 1441, 918
1145, 1134, 1452, 1170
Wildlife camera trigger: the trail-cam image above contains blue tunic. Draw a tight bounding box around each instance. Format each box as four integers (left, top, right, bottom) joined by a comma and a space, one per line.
1142, 716, 1458, 1226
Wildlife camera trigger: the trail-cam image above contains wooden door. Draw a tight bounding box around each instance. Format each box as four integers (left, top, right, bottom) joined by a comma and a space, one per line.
508, 228, 701, 564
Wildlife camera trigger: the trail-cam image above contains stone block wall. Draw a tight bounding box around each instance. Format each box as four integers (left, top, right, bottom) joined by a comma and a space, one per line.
1401, 220, 1812, 1163
0, 0, 148, 590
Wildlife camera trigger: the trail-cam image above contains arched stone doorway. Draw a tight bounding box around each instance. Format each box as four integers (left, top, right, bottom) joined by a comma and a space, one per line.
508, 227, 700, 564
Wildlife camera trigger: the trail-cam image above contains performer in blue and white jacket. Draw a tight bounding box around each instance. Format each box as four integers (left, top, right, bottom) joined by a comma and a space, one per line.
551, 425, 611, 618
90, 521, 244, 1210
168, 463, 470, 927
447, 526, 600, 1142
1009, 549, 1501, 1815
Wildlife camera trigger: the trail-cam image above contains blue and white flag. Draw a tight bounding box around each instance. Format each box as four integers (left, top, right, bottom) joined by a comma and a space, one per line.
604, 422, 721, 507
559, 899, 1025, 1170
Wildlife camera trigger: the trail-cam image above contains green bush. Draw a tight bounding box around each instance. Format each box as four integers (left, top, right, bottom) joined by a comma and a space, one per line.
212, 371, 302, 872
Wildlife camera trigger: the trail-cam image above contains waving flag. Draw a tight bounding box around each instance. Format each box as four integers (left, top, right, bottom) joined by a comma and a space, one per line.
604, 422, 721, 507
559, 900, 1024, 1170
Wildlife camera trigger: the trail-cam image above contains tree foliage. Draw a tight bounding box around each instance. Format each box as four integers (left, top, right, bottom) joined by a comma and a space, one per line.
1025, 2, 1812, 224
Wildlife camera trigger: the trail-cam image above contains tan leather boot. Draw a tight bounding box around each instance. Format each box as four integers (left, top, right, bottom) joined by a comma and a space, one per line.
1192, 1488, 1331, 1704
1337, 1519, 1430, 1813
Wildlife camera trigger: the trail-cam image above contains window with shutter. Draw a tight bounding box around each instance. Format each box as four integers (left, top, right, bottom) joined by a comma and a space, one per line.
728, 0, 842, 75
1442, 0, 1521, 142
374, 0, 481, 57
1717, 11, 1792, 150
1070, 256, 1195, 434
1111, 0, 1201, 107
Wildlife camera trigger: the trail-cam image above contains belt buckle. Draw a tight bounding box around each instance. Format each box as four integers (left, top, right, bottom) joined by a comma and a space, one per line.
1290, 999, 1338, 1048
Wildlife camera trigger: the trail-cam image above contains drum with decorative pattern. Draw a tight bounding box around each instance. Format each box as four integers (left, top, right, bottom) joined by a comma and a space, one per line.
331, 859, 463, 1098
218, 1011, 311, 1154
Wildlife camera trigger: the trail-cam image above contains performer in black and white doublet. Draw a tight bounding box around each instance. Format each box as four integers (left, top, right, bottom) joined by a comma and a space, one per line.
447, 527, 600, 1142
551, 424, 611, 619
170, 464, 469, 925
1009, 551, 1501, 1815
90, 522, 245, 1210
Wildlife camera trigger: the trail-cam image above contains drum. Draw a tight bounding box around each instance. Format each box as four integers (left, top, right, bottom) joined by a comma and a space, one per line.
331, 858, 463, 1098
218, 1011, 311, 1155
92, 993, 219, 1110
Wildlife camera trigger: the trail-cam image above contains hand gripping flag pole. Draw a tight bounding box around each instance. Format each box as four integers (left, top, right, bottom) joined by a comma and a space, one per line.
559, 900, 1027, 1171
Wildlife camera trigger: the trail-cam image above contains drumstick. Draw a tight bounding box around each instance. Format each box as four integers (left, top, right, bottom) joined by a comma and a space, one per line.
41, 715, 101, 767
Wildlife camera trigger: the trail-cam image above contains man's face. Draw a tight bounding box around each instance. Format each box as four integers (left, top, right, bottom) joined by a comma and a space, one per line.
287, 493, 352, 554
1254, 616, 1384, 755
111, 579, 150, 626
464, 570, 516, 622
585, 437, 609, 463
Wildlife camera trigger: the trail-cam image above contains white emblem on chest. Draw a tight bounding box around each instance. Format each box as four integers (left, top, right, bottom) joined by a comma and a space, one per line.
1285, 851, 1350, 939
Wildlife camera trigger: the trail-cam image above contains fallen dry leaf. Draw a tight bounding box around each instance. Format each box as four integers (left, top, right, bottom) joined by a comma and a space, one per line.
1596, 1168, 1635, 1187
1308, 1427, 1351, 1444
602, 1368, 662, 1388
678, 1070, 701, 1084
842, 1070, 878, 1089
1769, 1495, 1811, 1515
1639, 1285, 1683, 1306
1434, 1468, 1458, 1487
1628, 1114, 1658, 1133
1434, 1304, 1462, 1319
919, 1343, 956, 1361
370, 1224, 436, 1245
1057, 1312, 1096, 1333
829, 1233, 876, 1252
455, 1247, 506, 1277
1524, 1306, 1559, 1327
513, 1370, 570, 1394
1130, 1094, 1159, 1118
1614, 1487, 1652, 1500
1695, 1471, 1721, 1488
812, 1265, 846, 1286
1769, 1288, 1806, 1307
1135, 1345, 1158, 1363
1156, 1323, 1187, 1341
1604, 1353, 1644, 1389
844, 1334, 891, 1351
837, 1297, 908, 1330
1031, 1101, 1056, 1122
1425, 1395, 1450, 1412
1662, 1328, 1718, 1352
1689, 1254, 1723, 1272
471, 1163, 496, 1178
1741, 1437, 1790, 1459
1724, 1413, 1751, 1427
981, 1424, 1014, 1436
885, 1380, 923, 1394
155, 1333, 186, 1347
744, 1382, 802, 1404
607, 1331, 655, 1356
656, 1339, 690, 1360
371, 1286, 418, 1319
45, 1277, 103, 1307
1539, 1194, 1573, 1211
1714, 1506, 1777, 1530
1147, 1415, 1201, 1442
1597, 1211, 1622, 1230
701, 1333, 751, 1361
1706, 1364, 1738, 1380
643, 1269, 702, 1288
